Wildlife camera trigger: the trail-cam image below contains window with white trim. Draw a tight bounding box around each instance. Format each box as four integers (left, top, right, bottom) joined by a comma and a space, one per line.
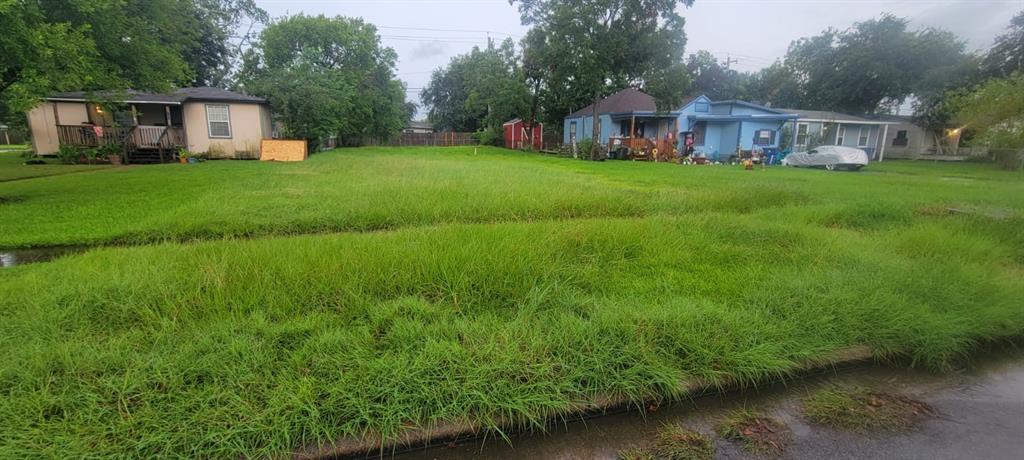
857, 127, 869, 146
836, 126, 846, 145
796, 123, 809, 146
694, 102, 710, 113
753, 129, 774, 146
205, 104, 231, 138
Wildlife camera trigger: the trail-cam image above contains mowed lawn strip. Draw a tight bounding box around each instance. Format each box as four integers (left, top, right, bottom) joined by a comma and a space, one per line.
0, 149, 118, 183
1, 146, 1021, 248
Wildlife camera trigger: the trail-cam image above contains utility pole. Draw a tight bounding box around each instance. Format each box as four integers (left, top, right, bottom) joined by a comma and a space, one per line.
723, 54, 738, 69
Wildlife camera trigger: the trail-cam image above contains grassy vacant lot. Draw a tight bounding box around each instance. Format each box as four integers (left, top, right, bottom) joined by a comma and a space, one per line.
1, 147, 1022, 457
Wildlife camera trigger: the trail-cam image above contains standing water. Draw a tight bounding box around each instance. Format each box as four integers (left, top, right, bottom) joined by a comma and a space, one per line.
0, 246, 88, 268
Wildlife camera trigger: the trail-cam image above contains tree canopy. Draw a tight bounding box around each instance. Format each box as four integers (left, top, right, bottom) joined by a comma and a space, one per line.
951, 73, 1024, 148
238, 14, 412, 147
984, 10, 1024, 78
420, 38, 530, 141
512, 0, 693, 157
0, 0, 268, 124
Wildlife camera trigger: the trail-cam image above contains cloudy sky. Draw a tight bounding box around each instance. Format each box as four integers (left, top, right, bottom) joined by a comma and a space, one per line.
256, 0, 1022, 117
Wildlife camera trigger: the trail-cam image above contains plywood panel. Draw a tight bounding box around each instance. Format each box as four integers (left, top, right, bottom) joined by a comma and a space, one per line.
260, 139, 307, 162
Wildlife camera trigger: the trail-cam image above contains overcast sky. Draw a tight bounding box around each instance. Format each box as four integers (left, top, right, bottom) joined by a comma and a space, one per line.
256, 0, 1023, 118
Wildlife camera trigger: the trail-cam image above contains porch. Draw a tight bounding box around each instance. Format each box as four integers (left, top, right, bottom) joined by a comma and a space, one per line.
56, 125, 186, 163
606, 112, 680, 161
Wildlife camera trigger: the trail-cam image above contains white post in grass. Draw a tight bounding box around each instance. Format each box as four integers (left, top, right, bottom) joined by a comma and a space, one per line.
878, 124, 889, 162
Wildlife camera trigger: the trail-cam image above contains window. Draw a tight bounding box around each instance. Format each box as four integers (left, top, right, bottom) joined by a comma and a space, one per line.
693, 121, 706, 146
836, 126, 846, 145
205, 104, 231, 138
694, 102, 710, 113
620, 121, 629, 136
569, 121, 577, 140
857, 127, 869, 147
796, 123, 809, 146
892, 130, 908, 147
753, 129, 774, 146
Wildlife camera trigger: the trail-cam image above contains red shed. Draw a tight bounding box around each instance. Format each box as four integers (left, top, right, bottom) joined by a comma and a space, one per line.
503, 118, 543, 150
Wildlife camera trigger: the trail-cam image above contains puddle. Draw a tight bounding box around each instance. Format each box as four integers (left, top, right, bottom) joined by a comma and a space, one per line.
0, 246, 88, 268
383, 348, 1024, 460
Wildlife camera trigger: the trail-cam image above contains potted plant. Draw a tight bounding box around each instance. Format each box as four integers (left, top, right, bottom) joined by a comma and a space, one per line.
177, 148, 190, 164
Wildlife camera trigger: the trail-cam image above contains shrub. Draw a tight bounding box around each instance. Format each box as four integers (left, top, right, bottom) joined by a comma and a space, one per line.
472, 127, 502, 146
56, 145, 80, 164
576, 138, 594, 158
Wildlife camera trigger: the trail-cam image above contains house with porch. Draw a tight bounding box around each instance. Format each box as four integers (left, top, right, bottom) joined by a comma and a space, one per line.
27, 87, 272, 163
562, 88, 796, 161
776, 109, 896, 160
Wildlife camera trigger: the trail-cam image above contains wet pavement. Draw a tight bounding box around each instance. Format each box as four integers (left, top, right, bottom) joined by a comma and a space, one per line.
0, 246, 88, 268
389, 349, 1024, 460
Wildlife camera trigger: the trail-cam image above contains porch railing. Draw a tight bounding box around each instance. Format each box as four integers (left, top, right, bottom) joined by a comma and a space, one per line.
57, 125, 185, 150
608, 136, 678, 161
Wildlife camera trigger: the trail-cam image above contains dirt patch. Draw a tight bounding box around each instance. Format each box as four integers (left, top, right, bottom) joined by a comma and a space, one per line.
803, 387, 938, 433
618, 424, 713, 460
715, 410, 790, 456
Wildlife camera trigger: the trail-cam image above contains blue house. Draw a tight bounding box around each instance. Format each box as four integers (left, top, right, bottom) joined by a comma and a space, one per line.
775, 109, 896, 160
563, 88, 797, 161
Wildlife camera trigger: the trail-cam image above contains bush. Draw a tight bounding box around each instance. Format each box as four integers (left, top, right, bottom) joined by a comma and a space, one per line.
56, 145, 80, 164
576, 138, 594, 158
472, 127, 502, 146
98, 143, 122, 159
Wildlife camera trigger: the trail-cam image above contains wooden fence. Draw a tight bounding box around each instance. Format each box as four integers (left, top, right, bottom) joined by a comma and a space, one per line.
362, 132, 478, 147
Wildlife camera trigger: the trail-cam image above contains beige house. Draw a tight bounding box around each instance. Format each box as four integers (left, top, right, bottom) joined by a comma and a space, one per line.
28, 87, 272, 162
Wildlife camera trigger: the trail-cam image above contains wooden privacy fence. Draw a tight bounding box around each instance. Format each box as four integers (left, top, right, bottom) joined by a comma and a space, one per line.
366, 132, 478, 147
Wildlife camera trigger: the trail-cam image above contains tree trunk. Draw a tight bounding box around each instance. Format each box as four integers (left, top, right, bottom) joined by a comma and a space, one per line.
525, 79, 541, 150
590, 93, 601, 160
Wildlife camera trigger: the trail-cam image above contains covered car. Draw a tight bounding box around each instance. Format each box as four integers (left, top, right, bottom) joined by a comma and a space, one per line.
781, 146, 869, 171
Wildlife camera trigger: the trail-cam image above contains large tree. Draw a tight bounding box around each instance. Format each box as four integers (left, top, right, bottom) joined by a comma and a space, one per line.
420, 38, 531, 143
238, 14, 411, 148
685, 50, 746, 100
950, 73, 1024, 149
751, 15, 969, 115
0, 0, 268, 126
513, 0, 693, 159
984, 10, 1024, 78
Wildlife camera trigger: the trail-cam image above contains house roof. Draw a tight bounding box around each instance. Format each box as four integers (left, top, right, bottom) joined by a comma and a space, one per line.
775, 108, 883, 124
406, 120, 433, 130
567, 88, 694, 118
46, 87, 267, 105
712, 99, 790, 115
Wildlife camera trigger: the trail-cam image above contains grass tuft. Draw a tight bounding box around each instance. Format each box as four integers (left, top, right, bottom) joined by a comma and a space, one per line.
715, 409, 790, 455
651, 424, 714, 460
803, 386, 938, 432
618, 445, 657, 460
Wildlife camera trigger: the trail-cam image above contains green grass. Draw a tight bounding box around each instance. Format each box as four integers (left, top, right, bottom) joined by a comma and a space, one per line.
0, 147, 1022, 457
803, 387, 937, 432
0, 149, 116, 183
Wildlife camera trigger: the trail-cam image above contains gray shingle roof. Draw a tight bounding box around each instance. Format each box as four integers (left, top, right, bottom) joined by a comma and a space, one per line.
47, 87, 266, 104
567, 88, 694, 118
774, 108, 874, 123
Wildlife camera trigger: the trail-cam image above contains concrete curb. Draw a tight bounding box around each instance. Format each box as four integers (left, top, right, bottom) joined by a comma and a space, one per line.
294, 346, 876, 459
